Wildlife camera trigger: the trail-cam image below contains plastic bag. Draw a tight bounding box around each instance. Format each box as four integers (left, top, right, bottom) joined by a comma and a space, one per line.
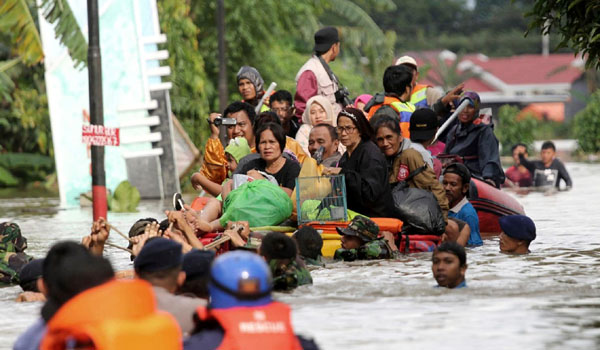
291, 157, 327, 216
391, 184, 445, 235
220, 179, 293, 228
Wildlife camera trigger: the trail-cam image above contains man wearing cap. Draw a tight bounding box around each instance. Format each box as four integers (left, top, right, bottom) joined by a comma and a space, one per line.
334, 216, 399, 261
443, 163, 483, 246
295, 26, 344, 122
392, 109, 449, 219
396, 56, 464, 113
395, 55, 435, 108
499, 215, 536, 254
443, 91, 505, 188
134, 237, 206, 335
184, 251, 320, 350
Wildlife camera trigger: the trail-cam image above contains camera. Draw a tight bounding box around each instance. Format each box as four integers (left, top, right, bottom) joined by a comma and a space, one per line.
335, 87, 352, 107
208, 117, 237, 127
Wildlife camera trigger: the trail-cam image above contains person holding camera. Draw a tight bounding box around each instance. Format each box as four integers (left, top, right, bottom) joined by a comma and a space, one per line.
294, 26, 351, 123
193, 102, 257, 196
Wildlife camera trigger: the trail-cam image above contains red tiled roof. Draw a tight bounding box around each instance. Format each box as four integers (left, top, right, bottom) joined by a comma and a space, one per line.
401, 52, 584, 90
466, 54, 583, 85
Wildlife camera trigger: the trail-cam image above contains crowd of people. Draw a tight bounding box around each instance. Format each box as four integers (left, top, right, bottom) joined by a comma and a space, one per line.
2, 26, 565, 349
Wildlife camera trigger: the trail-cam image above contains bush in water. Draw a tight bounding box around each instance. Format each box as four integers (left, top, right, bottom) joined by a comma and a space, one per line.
574, 90, 600, 154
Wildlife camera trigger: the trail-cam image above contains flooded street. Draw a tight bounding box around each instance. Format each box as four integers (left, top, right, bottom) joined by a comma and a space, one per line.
1, 163, 599, 349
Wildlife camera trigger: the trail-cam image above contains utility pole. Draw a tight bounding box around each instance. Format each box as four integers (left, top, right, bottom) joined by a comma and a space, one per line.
217, 0, 227, 112
87, 0, 107, 220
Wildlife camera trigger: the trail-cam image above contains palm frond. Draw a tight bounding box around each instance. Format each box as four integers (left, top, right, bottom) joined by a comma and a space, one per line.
0, 0, 44, 65
39, 0, 87, 68
0, 57, 21, 73
329, 0, 385, 44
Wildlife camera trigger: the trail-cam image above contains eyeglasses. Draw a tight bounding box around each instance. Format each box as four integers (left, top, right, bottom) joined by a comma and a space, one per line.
336, 126, 357, 134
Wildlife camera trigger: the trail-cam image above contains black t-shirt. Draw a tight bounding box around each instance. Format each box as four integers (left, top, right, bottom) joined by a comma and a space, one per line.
237, 157, 301, 190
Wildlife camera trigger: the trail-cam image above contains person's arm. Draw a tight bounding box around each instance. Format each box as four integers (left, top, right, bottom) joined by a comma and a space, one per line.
83, 217, 109, 256
462, 210, 482, 246
518, 153, 537, 174
190, 172, 223, 197
555, 160, 573, 189
340, 151, 388, 205
478, 127, 505, 186
199, 138, 228, 184
294, 70, 318, 121
279, 160, 301, 197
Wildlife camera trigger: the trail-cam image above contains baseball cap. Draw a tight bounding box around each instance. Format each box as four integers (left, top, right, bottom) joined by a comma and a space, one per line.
314, 27, 339, 52
336, 216, 379, 243
409, 108, 438, 142
395, 56, 418, 69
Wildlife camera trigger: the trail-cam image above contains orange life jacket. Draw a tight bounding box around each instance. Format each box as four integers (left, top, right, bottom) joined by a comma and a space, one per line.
41, 279, 182, 350
366, 96, 415, 138
196, 302, 302, 350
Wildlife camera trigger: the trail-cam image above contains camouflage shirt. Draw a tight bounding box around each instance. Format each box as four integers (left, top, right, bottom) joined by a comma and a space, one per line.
0, 252, 32, 285
269, 258, 313, 291
301, 255, 325, 268
334, 238, 399, 261
0, 222, 31, 285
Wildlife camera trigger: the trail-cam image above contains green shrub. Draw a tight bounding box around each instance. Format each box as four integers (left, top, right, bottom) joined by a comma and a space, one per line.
495, 104, 538, 155
573, 90, 600, 154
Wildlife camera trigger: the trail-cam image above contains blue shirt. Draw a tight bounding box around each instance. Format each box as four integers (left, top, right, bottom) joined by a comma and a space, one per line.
448, 197, 483, 246
13, 318, 46, 350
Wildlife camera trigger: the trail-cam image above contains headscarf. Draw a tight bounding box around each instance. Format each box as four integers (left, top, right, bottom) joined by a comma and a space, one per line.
354, 94, 373, 107
302, 95, 335, 126
236, 66, 265, 94
457, 91, 481, 117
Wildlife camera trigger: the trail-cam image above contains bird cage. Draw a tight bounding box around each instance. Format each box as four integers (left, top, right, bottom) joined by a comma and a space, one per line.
295, 174, 348, 225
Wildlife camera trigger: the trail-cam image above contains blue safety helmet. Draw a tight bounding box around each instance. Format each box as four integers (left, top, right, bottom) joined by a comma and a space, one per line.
208, 251, 273, 309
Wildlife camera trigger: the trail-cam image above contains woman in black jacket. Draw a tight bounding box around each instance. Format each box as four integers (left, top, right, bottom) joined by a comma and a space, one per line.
323, 108, 393, 217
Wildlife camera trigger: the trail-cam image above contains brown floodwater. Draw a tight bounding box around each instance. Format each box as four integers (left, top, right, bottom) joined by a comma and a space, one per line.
1, 162, 599, 350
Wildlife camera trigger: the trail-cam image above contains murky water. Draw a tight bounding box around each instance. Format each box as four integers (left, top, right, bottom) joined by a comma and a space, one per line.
1, 163, 599, 350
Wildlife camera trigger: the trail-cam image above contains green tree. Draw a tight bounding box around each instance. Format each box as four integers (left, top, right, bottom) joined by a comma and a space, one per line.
526, 0, 600, 69
573, 90, 600, 154
157, 0, 211, 147
495, 104, 538, 156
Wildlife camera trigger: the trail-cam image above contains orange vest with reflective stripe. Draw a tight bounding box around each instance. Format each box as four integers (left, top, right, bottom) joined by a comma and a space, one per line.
367, 96, 415, 138
197, 302, 301, 350
410, 84, 430, 108
41, 279, 181, 350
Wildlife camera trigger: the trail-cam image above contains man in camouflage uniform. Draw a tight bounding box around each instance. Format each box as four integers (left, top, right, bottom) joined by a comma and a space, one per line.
334, 216, 399, 261
269, 257, 313, 291
259, 232, 313, 291
0, 222, 33, 285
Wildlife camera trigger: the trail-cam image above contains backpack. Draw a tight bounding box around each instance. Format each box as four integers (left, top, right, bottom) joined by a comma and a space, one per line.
391, 164, 446, 236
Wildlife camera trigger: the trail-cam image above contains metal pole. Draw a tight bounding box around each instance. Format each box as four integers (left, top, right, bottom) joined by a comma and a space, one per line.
87, 0, 107, 220
217, 0, 227, 112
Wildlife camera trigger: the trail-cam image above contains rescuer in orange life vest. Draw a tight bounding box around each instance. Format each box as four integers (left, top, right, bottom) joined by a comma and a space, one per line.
184, 251, 320, 350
